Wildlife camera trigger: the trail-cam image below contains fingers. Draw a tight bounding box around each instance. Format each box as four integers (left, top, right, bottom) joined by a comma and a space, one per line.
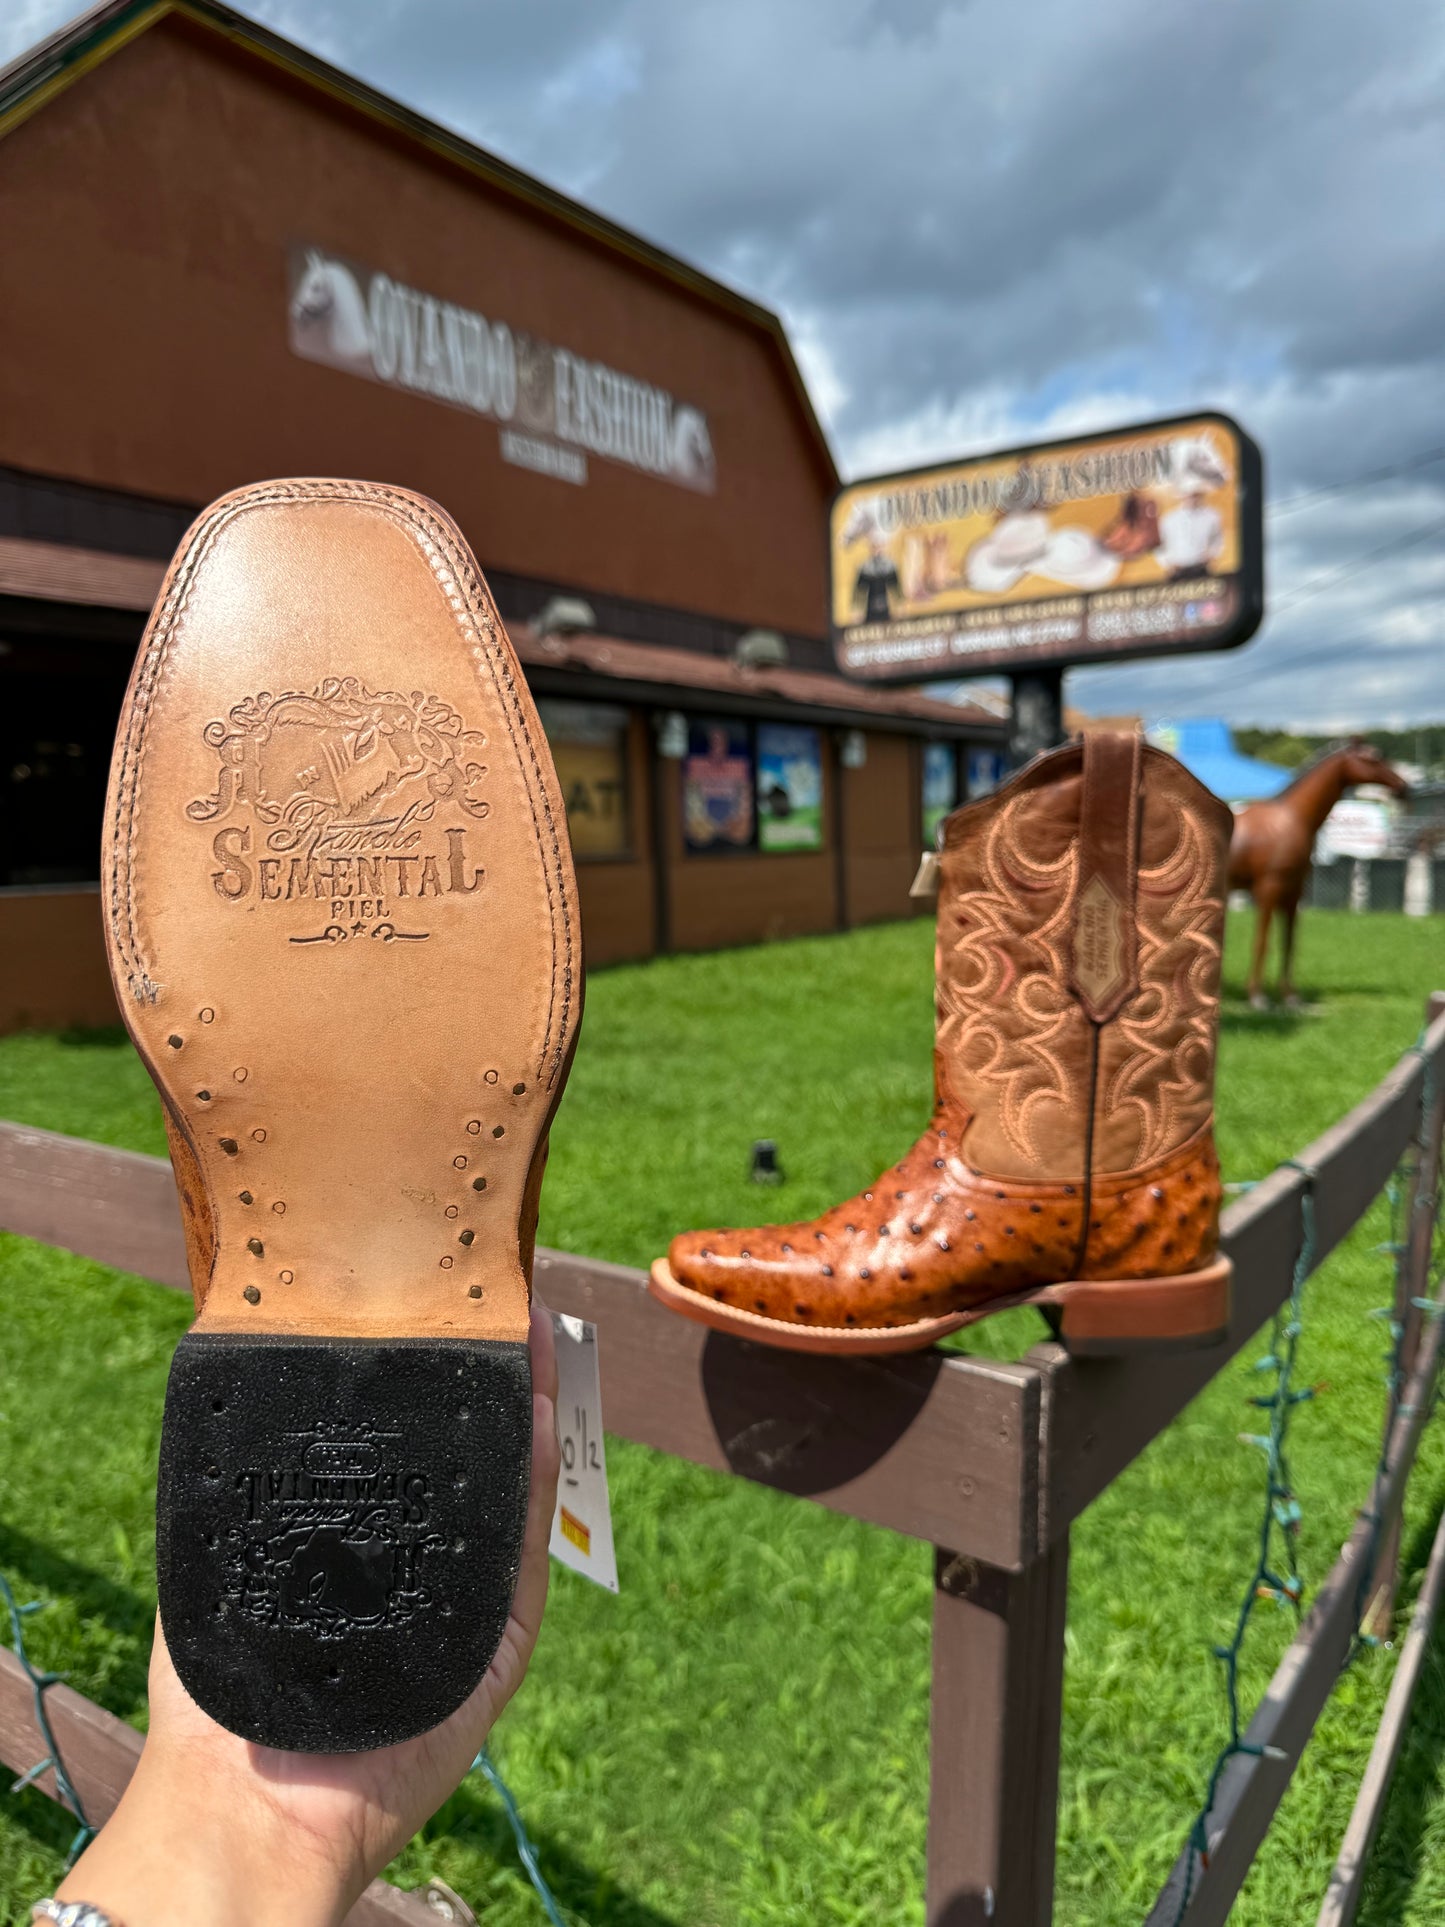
512, 1314, 562, 1648
480, 1306, 560, 1717
530, 1294, 559, 1407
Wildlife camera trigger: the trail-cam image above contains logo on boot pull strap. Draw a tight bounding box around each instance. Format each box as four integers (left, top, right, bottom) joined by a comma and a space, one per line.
1074, 873, 1127, 1015
187, 677, 490, 944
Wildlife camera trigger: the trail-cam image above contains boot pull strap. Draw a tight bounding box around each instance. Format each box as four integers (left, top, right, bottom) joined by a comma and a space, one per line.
1071, 729, 1142, 1023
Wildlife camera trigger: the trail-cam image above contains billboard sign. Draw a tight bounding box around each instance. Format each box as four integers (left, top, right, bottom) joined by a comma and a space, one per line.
1318, 799, 1392, 861
830, 413, 1262, 681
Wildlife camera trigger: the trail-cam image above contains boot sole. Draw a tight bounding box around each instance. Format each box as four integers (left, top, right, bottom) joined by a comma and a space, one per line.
103, 479, 581, 1750
648, 1254, 1231, 1358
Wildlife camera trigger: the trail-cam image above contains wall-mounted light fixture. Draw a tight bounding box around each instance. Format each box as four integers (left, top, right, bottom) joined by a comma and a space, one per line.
655, 711, 689, 759
840, 729, 868, 770
534, 595, 596, 639
733, 629, 789, 669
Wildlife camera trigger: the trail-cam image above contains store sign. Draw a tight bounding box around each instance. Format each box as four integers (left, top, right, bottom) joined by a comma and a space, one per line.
288, 244, 716, 494
684, 719, 754, 852
757, 724, 823, 853
537, 701, 630, 860
830, 413, 1262, 682
1318, 798, 1392, 860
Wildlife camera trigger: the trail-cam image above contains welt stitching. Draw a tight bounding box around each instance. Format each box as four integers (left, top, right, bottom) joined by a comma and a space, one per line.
114, 481, 576, 1091
375, 487, 573, 1088
281, 480, 573, 1089
113, 498, 241, 997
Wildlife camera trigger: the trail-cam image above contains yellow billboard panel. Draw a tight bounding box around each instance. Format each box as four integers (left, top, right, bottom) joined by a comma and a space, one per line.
831, 413, 1262, 681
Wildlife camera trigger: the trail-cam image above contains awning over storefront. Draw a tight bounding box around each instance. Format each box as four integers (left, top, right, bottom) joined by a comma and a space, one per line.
0, 536, 164, 609
514, 625, 998, 735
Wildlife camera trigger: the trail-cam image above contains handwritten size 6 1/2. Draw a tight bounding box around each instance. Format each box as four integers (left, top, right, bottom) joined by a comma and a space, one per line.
561, 1403, 602, 1487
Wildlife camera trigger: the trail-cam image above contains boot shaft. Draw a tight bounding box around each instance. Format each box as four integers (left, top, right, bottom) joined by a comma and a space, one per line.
935, 732, 1231, 1185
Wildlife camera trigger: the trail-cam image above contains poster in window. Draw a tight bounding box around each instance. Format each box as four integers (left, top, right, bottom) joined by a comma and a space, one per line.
756, 724, 824, 853
922, 742, 959, 844
684, 719, 755, 852
537, 700, 630, 859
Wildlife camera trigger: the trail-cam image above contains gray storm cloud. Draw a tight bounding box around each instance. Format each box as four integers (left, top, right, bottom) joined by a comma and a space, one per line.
6, 0, 1443, 725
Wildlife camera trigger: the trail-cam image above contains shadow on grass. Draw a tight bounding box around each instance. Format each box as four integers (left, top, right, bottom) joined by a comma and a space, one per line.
1219, 1006, 1308, 1039
1356, 1491, 1445, 1927
3, 1774, 691, 1927
3, 1778, 88, 1864
0, 1522, 153, 1709
53, 1025, 131, 1050
422, 1784, 690, 1927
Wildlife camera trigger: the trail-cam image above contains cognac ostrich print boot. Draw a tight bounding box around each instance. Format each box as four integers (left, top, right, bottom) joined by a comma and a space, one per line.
650, 731, 1232, 1355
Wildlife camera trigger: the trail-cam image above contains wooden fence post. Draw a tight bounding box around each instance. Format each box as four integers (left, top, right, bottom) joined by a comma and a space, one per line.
927, 1538, 1070, 1926
1366, 989, 1445, 1637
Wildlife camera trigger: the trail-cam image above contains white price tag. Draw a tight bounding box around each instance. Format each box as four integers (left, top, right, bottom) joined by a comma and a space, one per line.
547, 1312, 618, 1592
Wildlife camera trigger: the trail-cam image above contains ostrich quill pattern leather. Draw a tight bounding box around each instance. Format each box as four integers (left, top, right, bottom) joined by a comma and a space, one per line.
662, 733, 1233, 1347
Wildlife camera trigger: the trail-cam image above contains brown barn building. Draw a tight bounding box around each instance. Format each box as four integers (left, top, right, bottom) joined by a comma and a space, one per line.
0, 0, 1004, 1031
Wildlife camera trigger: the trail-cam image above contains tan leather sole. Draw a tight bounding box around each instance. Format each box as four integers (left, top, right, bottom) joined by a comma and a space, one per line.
648, 1254, 1232, 1357
105, 477, 580, 1344
103, 478, 581, 1749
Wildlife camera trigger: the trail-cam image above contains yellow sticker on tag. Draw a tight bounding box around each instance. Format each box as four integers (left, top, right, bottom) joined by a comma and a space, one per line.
548, 1313, 619, 1590
559, 1507, 591, 1555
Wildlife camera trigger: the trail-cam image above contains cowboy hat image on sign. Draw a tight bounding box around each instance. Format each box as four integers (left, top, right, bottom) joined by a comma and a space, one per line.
103, 479, 582, 1751
830, 412, 1262, 682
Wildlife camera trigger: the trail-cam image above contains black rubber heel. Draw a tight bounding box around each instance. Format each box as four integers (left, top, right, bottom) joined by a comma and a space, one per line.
157, 1333, 531, 1751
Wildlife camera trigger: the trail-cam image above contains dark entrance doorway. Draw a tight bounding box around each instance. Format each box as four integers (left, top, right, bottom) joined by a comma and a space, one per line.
0, 611, 139, 887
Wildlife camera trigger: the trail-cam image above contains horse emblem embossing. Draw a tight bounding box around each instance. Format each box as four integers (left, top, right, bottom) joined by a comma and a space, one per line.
189, 679, 491, 934
187, 677, 489, 831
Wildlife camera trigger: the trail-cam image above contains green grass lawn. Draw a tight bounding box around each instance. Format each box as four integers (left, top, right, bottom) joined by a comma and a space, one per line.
2, 908, 1444, 1926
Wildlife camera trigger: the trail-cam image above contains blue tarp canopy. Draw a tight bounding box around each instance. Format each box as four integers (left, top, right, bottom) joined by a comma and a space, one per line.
1146, 719, 1293, 804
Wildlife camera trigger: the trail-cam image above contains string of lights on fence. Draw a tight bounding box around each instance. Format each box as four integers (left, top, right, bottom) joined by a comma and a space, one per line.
0, 1571, 96, 1867
1172, 1038, 1444, 1922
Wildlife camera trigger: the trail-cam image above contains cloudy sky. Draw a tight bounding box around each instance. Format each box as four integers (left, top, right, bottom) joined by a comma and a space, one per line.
8, 0, 1445, 727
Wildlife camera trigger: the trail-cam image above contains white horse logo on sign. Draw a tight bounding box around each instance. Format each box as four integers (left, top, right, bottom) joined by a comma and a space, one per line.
670, 406, 716, 492
289, 248, 374, 374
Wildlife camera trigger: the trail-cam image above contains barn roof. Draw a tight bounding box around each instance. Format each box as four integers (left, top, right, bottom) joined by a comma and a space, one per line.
0, 0, 838, 493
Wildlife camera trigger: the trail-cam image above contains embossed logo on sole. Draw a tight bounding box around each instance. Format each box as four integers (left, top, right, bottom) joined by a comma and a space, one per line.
189, 677, 490, 941
226, 1420, 444, 1634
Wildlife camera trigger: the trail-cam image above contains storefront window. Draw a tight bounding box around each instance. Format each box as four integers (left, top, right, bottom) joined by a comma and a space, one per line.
756, 724, 824, 853
2, 647, 134, 888
683, 717, 755, 853
536, 700, 631, 860
922, 741, 959, 845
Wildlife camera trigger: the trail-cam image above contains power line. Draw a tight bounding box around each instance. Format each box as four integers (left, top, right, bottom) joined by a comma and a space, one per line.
1272, 511, 1445, 612
1268, 445, 1445, 516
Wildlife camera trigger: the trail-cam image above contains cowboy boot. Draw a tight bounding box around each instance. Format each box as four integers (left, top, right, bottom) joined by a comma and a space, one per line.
104, 480, 582, 1749
650, 731, 1232, 1355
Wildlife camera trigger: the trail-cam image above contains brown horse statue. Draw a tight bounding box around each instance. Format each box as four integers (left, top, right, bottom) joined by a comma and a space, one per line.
1228, 741, 1410, 1008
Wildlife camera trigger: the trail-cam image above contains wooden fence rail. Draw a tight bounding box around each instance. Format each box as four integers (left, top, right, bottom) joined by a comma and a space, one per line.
2, 992, 1443, 1926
